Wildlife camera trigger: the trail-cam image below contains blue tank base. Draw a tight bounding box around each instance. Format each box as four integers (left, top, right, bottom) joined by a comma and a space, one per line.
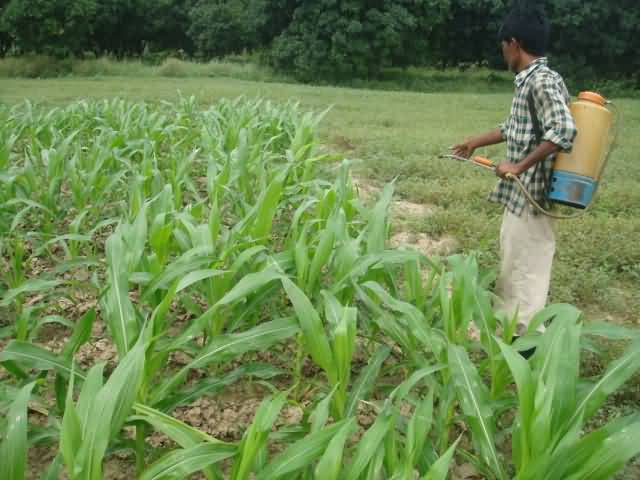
548, 171, 597, 210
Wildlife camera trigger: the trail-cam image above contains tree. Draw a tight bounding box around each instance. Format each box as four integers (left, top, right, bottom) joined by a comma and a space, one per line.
270, 0, 450, 81
1, 0, 97, 56
429, 0, 509, 69
90, 0, 153, 55
546, 0, 640, 79
187, 0, 284, 58
0, 0, 11, 55
146, 0, 195, 54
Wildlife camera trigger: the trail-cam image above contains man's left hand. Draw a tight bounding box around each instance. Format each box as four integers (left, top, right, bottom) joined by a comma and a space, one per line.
495, 162, 522, 179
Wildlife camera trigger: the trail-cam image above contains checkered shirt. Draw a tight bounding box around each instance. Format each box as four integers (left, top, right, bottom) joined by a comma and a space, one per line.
489, 57, 577, 216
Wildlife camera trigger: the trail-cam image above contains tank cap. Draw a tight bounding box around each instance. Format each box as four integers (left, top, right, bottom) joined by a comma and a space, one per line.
578, 91, 606, 106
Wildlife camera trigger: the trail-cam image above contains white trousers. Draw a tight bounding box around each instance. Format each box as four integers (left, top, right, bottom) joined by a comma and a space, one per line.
495, 205, 556, 334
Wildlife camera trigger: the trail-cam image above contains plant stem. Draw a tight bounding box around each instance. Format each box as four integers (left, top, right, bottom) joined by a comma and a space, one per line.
135, 422, 146, 475
293, 332, 304, 401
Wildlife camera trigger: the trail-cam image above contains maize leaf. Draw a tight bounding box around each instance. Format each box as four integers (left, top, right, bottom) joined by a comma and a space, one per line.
346, 345, 390, 417
0, 382, 35, 480
102, 232, 138, 357
74, 338, 145, 479
140, 443, 236, 480
231, 392, 287, 480
157, 363, 284, 413
309, 385, 338, 433
132, 403, 222, 447
314, 418, 356, 480
255, 419, 352, 480
0, 279, 62, 307
404, 390, 434, 467
345, 407, 394, 480
306, 221, 336, 293
0, 341, 81, 379
282, 278, 336, 383
366, 183, 394, 254
448, 344, 505, 480
496, 339, 534, 471
251, 168, 288, 240
422, 436, 461, 480
152, 317, 298, 405
565, 337, 640, 434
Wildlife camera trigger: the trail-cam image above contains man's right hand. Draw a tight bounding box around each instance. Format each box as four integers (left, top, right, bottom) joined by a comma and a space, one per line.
451, 140, 475, 159
450, 129, 505, 159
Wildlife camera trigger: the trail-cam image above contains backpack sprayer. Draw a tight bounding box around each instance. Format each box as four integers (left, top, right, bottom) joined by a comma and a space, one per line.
442, 91, 619, 220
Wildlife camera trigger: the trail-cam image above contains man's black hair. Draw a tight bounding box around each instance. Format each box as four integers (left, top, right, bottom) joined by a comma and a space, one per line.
498, 1, 550, 56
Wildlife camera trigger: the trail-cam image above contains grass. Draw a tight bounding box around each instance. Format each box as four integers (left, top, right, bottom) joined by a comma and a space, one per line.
2, 55, 639, 98
0, 75, 638, 325
0, 55, 292, 83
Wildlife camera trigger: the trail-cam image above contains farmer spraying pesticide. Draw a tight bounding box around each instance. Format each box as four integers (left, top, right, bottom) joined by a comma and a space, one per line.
452, 3, 577, 346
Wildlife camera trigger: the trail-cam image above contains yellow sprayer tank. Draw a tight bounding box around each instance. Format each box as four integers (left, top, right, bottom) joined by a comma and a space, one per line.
548, 91, 613, 209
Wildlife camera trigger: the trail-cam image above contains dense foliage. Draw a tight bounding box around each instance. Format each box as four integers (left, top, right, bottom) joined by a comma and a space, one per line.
0, 1, 638, 82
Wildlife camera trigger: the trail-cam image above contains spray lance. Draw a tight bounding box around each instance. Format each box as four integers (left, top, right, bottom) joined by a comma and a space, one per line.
441, 91, 620, 220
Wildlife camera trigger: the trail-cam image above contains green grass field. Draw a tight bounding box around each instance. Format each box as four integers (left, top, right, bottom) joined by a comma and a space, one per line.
2, 76, 638, 324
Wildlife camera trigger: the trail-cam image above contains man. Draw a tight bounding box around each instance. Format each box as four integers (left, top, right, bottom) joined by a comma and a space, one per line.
452, 4, 577, 339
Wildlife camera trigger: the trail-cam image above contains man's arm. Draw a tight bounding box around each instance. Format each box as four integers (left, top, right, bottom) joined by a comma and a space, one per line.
452, 128, 504, 158
495, 140, 559, 178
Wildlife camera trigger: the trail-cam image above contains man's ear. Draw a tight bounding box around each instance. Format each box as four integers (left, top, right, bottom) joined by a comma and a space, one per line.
509, 38, 522, 51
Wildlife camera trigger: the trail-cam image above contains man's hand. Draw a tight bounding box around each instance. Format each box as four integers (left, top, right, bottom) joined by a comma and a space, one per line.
451, 129, 504, 159
451, 140, 475, 159
495, 161, 522, 179
495, 141, 561, 179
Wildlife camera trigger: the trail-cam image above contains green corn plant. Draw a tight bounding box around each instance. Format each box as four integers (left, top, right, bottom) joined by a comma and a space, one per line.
472, 284, 514, 400
497, 305, 640, 480
152, 261, 285, 350
133, 403, 236, 480
448, 343, 507, 480
323, 291, 357, 418
230, 392, 288, 480
336, 368, 462, 480
382, 366, 452, 477
255, 418, 355, 480
301, 213, 338, 296
149, 316, 299, 407
436, 255, 479, 345
313, 418, 357, 480
0, 382, 36, 480
365, 182, 394, 255
282, 278, 356, 419
356, 281, 446, 367
101, 226, 141, 358
67, 138, 128, 212
59, 336, 146, 479
345, 345, 391, 418
447, 303, 640, 480
139, 443, 236, 480
0, 325, 92, 463
329, 247, 421, 304
0, 238, 65, 342
236, 166, 289, 243
0, 336, 242, 480
345, 404, 396, 480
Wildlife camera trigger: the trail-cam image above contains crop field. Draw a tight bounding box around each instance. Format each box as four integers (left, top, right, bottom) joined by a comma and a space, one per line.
0, 78, 639, 479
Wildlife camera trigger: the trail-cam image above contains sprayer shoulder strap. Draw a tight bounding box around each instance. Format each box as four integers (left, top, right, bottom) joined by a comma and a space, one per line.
527, 89, 543, 144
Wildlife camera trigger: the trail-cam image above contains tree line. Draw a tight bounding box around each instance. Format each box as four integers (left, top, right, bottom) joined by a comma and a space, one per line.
1, 0, 638, 82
